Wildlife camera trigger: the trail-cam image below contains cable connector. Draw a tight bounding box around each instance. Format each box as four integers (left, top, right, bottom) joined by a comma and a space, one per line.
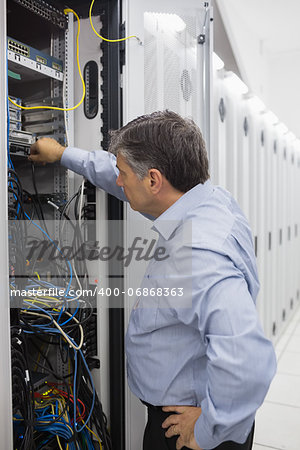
25, 370, 30, 384
47, 200, 59, 210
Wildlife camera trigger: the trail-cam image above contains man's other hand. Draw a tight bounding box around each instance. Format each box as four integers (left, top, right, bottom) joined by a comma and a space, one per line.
29, 137, 66, 164
162, 405, 202, 450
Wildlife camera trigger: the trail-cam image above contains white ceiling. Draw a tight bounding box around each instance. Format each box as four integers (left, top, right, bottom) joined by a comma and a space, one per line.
216, 0, 300, 54
215, 0, 300, 136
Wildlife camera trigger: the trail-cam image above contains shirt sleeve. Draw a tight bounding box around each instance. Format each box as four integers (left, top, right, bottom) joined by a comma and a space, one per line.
176, 248, 277, 449
61, 146, 127, 202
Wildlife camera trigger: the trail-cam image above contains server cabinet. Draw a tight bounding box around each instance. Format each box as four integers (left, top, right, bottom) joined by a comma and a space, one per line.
0, 0, 13, 446
122, 1, 213, 448
212, 65, 227, 187
5, 1, 115, 448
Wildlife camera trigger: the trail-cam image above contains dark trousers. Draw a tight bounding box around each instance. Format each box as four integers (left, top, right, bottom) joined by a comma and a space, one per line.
142, 404, 255, 450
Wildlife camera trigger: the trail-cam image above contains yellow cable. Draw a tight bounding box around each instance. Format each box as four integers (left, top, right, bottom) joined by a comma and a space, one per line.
24, 298, 54, 308
8, 8, 85, 111
84, 421, 103, 449
34, 271, 41, 281
50, 404, 69, 450
56, 435, 64, 450
89, 0, 139, 43
34, 342, 44, 372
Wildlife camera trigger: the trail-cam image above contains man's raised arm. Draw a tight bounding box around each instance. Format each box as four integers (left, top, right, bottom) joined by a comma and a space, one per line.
29, 137, 127, 202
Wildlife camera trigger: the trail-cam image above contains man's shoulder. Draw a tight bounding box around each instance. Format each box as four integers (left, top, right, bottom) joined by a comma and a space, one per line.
181, 185, 253, 257
186, 186, 237, 246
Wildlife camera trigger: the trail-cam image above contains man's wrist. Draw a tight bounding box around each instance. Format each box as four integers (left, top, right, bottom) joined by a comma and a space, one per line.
57, 144, 66, 161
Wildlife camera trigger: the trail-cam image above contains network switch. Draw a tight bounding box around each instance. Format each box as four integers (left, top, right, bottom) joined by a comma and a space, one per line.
11, 0, 67, 29
7, 37, 63, 82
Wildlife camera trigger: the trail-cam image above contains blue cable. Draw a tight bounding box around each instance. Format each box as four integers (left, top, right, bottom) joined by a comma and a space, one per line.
6, 59, 14, 170
58, 302, 79, 326
73, 348, 96, 433
83, 427, 94, 449
23, 301, 54, 326
24, 212, 73, 297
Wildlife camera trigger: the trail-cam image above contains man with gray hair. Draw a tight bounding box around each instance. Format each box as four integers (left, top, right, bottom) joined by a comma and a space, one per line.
30, 110, 276, 450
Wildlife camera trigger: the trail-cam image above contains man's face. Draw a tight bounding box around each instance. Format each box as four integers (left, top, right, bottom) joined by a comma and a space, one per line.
116, 153, 152, 213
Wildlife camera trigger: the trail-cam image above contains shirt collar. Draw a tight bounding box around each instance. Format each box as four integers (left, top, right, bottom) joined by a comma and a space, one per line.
152, 179, 214, 240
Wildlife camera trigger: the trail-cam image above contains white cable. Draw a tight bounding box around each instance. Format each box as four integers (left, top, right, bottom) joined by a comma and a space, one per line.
21, 309, 84, 350
78, 179, 85, 228
72, 261, 82, 291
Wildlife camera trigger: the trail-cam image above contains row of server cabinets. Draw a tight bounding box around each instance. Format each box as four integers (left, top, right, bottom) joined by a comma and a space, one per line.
211, 65, 300, 341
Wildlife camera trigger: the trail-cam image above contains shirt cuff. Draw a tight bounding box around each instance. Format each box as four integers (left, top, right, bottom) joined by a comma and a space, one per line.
194, 415, 254, 450
194, 415, 220, 450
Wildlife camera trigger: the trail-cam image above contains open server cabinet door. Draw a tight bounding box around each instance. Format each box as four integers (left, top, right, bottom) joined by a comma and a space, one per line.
0, 1, 13, 445
121, 1, 213, 449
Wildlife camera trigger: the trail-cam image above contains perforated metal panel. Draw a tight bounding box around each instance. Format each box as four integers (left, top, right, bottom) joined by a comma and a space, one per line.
144, 12, 200, 120
144, 29, 158, 112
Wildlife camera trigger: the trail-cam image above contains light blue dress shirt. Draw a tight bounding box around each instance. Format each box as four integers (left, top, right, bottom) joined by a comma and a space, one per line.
61, 147, 277, 450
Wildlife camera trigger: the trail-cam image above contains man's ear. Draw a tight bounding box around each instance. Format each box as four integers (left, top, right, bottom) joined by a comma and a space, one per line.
148, 168, 163, 194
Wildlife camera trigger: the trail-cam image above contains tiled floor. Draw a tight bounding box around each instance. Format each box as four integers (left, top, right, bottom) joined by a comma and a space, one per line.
253, 307, 300, 450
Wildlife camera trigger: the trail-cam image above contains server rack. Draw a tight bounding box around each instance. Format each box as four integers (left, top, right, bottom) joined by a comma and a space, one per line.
5, 0, 120, 448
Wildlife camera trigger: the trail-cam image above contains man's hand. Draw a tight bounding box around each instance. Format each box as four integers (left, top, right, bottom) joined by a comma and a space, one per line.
29, 137, 66, 164
162, 406, 202, 450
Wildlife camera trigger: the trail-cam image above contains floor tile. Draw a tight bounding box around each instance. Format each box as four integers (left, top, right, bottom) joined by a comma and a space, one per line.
285, 335, 300, 353
292, 323, 300, 336
275, 333, 292, 351
253, 445, 280, 450
255, 402, 300, 449
275, 347, 283, 360
277, 351, 300, 376
264, 372, 300, 407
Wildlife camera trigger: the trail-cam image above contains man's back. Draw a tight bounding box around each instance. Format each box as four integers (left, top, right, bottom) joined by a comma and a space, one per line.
125, 180, 275, 448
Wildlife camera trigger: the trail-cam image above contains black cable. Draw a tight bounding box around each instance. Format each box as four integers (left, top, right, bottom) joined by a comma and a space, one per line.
8, 187, 26, 218
11, 331, 35, 450
9, 170, 110, 448
27, 337, 55, 373
26, 354, 71, 426
30, 163, 49, 235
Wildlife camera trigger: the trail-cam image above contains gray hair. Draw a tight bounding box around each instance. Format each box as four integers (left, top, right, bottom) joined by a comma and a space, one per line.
109, 110, 209, 192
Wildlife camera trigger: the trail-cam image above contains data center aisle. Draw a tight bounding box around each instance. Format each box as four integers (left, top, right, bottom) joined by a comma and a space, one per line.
253, 306, 300, 450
